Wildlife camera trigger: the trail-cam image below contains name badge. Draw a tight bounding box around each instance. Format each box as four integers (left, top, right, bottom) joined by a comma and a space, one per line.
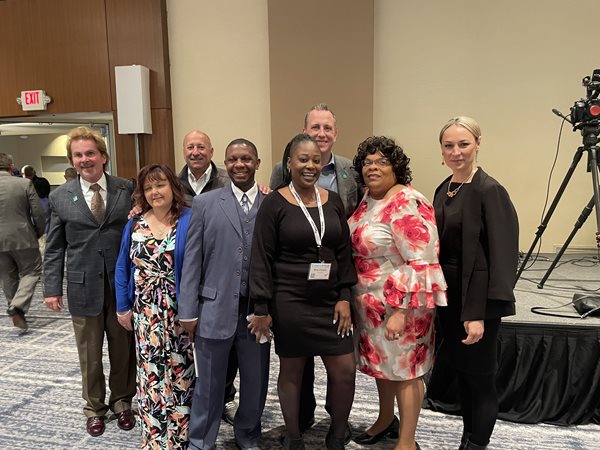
308, 262, 331, 280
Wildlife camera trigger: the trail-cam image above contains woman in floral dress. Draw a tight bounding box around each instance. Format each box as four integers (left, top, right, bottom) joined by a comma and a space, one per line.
348, 137, 447, 450
115, 164, 194, 449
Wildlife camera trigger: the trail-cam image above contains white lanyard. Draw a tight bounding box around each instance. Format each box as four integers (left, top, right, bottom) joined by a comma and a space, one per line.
289, 182, 325, 257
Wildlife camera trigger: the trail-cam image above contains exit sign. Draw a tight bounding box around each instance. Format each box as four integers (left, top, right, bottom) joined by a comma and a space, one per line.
17, 90, 52, 111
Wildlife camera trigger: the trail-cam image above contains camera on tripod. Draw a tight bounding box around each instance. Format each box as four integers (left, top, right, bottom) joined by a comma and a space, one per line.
570, 69, 600, 125
517, 68, 600, 287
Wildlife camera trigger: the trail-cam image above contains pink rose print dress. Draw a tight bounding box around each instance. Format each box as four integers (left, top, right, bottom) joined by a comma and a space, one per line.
348, 186, 447, 380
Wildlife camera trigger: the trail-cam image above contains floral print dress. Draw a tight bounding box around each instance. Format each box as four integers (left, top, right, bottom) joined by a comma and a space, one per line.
348, 187, 447, 381
130, 218, 195, 449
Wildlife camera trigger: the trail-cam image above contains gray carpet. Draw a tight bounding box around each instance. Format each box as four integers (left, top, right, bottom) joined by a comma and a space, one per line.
1, 254, 600, 449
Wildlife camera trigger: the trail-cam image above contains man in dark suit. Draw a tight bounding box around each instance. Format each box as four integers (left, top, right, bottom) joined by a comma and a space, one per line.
177, 129, 240, 424
270, 103, 358, 436
0, 153, 45, 330
179, 139, 271, 450
43, 127, 136, 438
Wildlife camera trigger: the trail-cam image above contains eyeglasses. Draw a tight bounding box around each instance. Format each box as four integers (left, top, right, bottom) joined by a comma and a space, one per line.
362, 158, 391, 167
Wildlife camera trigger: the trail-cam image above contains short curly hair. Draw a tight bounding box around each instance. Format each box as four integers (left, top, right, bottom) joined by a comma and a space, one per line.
353, 136, 412, 187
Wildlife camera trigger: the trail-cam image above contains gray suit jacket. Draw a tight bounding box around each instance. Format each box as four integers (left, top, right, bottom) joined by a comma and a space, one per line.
269, 154, 359, 218
0, 171, 45, 251
178, 186, 264, 339
43, 174, 134, 316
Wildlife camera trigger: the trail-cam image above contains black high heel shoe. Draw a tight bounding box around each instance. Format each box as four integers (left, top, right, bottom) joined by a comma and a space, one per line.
353, 415, 399, 445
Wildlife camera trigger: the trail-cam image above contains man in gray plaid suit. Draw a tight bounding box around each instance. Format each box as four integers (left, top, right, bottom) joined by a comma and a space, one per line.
43, 127, 136, 438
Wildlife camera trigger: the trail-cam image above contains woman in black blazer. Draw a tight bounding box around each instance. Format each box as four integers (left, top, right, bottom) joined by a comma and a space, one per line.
433, 117, 519, 450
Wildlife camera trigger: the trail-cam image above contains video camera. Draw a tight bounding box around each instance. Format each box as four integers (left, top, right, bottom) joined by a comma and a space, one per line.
570, 69, 600, 125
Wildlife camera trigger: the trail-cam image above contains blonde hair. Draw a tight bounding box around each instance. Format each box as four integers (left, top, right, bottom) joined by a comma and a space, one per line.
66, 126, 109, 168
438, 116, 482, 143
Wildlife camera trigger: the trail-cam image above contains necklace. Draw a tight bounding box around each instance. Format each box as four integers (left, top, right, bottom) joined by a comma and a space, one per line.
146, 211, 171, 238
447, 169, 477, 198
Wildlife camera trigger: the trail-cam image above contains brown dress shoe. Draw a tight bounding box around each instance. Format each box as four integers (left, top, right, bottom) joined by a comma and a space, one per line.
86, 416, 105, 437
8, 307, 27, 330
116, 409, 136, 431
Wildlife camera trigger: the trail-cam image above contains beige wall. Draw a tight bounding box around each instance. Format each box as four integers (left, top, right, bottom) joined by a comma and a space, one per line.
167, 0, 272, 185
166, 0, 597, 252
267, 0, 373, 163
374, 1, 599, 252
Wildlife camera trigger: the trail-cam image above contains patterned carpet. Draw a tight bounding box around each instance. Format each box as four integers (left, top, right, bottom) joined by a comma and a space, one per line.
1, 284, 599, 449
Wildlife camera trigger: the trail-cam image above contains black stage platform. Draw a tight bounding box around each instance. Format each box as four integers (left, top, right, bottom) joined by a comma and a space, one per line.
425, 253, 600, 425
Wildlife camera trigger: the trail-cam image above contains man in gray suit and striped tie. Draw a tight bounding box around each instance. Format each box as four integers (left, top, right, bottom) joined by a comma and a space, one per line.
43, 127, 136, 438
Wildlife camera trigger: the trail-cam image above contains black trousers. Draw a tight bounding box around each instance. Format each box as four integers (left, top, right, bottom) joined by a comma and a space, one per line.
224, 345, 238, 404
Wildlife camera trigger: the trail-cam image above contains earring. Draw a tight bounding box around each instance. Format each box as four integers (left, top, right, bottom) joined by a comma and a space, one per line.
441, 160, 445, 166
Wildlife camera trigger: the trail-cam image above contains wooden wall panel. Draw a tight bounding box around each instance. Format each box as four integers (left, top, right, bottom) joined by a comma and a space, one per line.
105, 0, 171, 109
0, 0, 175, 177
106, 0, 174, 173
0, 0, 112, 117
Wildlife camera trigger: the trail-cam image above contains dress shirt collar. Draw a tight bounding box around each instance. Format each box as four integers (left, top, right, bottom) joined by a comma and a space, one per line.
231, 182, 258, 209
80, 173, 107, 193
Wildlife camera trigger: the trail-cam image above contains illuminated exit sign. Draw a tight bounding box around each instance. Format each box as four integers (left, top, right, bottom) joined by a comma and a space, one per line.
17, 90, 52, 111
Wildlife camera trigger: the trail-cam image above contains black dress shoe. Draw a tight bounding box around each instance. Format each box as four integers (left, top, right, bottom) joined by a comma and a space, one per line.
353, 415, 399, 445
326, 426, 346, 450
281, 433, 305, 450
86, 415, 105, 437
223, 400, 238, 426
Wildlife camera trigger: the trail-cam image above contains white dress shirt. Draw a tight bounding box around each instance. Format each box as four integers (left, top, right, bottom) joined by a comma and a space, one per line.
188, 164, 213, 195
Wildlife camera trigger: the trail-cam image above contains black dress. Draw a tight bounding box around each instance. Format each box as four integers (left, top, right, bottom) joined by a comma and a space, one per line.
435, 182, 500, 374
250, 190, 357, 357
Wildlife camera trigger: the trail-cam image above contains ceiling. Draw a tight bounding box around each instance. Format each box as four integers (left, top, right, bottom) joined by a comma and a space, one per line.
0, 112, 113, 137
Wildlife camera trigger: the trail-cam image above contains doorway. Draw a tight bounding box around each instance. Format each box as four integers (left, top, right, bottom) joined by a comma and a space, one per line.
0, 112, 114, 187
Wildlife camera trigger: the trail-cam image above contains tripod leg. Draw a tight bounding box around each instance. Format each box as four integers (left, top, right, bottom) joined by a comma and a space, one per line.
538, 197, 595, 288
588, 145, 600, 244
516, 146, 585, 281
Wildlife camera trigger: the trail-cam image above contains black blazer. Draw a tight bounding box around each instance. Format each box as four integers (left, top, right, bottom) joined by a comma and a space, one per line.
434, 168, 519, 321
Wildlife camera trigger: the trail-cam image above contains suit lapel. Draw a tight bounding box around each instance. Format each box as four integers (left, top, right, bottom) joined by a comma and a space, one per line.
67, 179, 97, 223
104, 175, 124, 223
335, 162, 349, 207
220, 188, 242, 238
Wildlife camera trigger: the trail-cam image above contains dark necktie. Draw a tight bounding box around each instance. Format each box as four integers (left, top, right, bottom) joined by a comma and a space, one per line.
241, 193, 250, 215
90, 183, 105, 223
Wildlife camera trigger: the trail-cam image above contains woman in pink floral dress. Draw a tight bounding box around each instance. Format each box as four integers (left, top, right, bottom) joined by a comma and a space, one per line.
348, 136, 447, 450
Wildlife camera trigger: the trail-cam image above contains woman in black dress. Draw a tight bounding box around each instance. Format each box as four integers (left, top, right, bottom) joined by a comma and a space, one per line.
250, 134, 357, 450
433, 117, 519, 450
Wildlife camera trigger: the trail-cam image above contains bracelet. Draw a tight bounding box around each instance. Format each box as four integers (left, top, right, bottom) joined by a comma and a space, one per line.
116, 310, 131, 317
